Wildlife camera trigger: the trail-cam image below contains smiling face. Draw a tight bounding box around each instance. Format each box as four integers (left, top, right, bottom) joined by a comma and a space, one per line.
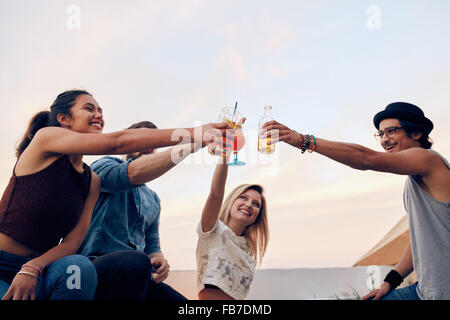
379, 118, 421, 153
229, 189, 262, 227
58, 94, 104, 133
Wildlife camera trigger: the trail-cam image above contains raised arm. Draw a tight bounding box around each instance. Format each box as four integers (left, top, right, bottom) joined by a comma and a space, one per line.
262, 120, 439, 176
31, 122, 228, 157
128, 143, 203, 185
201, 156, 229, 232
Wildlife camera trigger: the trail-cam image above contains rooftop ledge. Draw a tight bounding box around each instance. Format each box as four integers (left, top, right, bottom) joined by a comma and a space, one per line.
164, 266, 416, 300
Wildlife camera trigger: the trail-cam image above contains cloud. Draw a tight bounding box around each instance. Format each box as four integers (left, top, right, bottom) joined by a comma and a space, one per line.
224, 46, 249, 82
217, 9, 296, 81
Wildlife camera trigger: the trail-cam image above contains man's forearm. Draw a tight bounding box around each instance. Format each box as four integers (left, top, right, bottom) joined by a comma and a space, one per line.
393, 243, 414, 278
128, 143, 200, 185
314, 138, 376, 171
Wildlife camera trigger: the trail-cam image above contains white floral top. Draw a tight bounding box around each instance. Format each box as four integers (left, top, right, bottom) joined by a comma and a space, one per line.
196, 219, 256, 300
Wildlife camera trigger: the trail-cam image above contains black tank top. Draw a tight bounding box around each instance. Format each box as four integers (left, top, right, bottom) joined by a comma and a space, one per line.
0, 155, 92, 254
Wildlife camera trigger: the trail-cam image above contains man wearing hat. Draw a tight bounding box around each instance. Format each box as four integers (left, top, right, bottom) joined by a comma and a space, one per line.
262, 102, 450, 300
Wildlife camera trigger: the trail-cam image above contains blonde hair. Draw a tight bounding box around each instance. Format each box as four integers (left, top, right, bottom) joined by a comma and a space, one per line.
218, 184, 269, 265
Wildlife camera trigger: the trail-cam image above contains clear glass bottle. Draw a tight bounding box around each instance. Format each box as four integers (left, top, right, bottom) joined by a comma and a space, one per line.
258, 106, 275, 154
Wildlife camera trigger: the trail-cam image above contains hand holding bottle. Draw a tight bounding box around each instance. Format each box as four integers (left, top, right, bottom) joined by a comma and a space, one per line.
261, 120, 304, 149
208, 106, 246, 162
258, 106, 276, 154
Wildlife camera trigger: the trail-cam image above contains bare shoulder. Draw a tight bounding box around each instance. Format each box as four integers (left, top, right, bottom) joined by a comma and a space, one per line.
427, 150, 450, 184
408, 147, 448, 168
400, 147, 430, 156
30, 127, 74, 150
422, 149, 450, 168
367, 147, 442, 176
420, 150, 450, 201
408, 148, 450, 180
15, 128, 65, 175
33, 126, 71, 140
399, 147, 440, 163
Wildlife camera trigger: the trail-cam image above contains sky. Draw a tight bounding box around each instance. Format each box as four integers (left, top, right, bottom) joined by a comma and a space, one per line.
1, 0, 449, 270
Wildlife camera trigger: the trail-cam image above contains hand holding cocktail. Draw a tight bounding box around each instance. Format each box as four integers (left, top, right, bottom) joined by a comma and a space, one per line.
207, 104, 293, 162
200, 122, 235, 152
208, 103, 246, 166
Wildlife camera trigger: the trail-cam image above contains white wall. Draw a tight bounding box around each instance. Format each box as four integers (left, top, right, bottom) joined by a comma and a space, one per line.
165, 266, 416, 300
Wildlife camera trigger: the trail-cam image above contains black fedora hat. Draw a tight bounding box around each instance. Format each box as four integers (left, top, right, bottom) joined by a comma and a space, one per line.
373, 102, 433, 134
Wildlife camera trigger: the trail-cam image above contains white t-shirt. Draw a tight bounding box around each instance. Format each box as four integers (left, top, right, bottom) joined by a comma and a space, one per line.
196, 219, 256, 300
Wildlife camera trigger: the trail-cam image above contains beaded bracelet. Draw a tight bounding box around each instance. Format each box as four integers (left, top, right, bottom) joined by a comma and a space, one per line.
308, 135, 316, 153
300, 134, 311, 154
295, 132, 316, 154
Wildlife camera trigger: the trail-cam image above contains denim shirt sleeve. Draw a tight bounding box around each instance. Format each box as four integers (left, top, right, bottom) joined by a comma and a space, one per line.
91, 156, 136, 193
144, 192, 162, 255
144, 219, 161, 255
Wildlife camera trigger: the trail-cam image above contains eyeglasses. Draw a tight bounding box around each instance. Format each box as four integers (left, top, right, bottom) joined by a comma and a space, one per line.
374, 126, 403, 141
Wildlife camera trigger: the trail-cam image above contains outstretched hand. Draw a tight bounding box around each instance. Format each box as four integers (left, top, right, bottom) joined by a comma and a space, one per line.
361, 282, 392, 300
203, 118, 247, 155
261, 120, 303, 149
200, 122, 234, 149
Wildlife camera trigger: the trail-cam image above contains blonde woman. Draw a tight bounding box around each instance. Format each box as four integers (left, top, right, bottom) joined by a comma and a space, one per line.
196, 155, 269, 300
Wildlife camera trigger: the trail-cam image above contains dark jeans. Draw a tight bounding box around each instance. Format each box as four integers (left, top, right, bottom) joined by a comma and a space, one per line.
91, 250, 187, 300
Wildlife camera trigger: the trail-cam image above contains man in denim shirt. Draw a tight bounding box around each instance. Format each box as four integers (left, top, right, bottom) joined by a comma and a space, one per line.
79, 121, 201, 300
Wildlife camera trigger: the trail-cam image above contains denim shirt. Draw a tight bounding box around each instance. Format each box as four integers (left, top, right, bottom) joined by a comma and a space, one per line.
78, 156, 161, 258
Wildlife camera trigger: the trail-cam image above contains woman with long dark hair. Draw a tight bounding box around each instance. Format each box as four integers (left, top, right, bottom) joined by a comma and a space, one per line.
0, 89, 227, 300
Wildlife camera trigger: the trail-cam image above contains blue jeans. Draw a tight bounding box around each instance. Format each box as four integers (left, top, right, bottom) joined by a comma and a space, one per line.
0, 250, 97, 300
381, 282, 421, 300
